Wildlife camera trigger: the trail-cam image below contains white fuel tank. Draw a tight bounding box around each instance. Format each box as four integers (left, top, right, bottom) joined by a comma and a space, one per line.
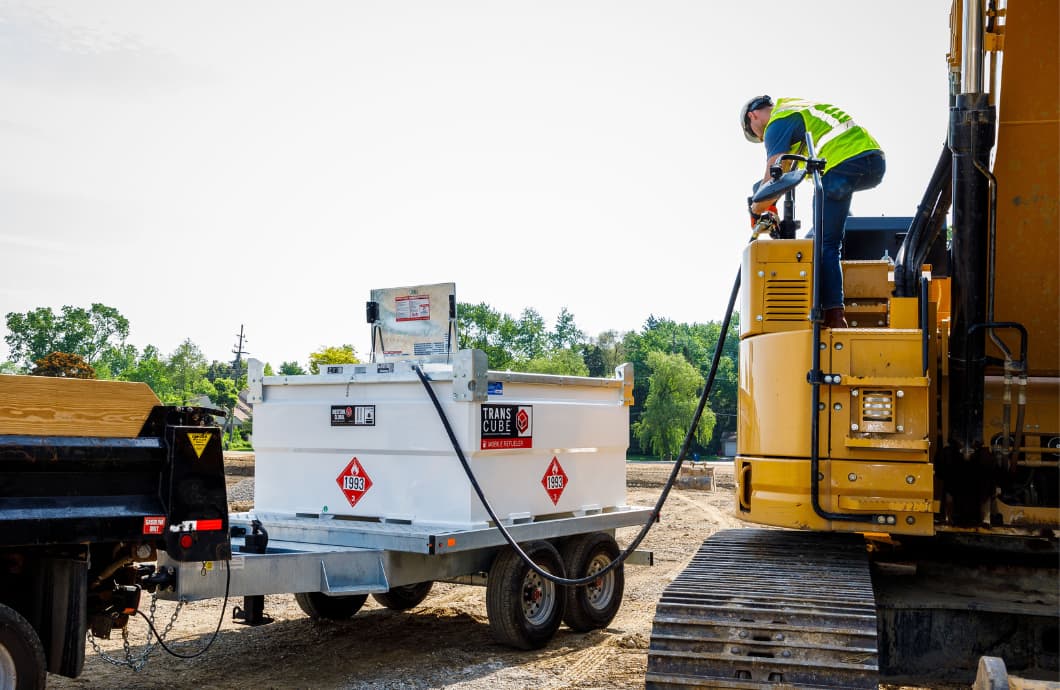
247, 352, 633, 530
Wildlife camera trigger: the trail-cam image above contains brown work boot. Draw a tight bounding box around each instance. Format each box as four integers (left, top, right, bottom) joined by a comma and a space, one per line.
824, 307, 848, 328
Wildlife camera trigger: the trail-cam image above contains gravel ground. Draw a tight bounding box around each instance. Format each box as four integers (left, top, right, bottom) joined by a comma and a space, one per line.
49, 457, 940, 689
50, 459, 738, 689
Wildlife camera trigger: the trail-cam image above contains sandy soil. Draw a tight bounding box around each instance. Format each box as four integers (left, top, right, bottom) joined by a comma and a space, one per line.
49, 459, 740, 689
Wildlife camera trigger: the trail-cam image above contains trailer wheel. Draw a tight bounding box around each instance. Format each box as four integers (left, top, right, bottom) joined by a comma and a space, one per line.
293, 592, 368, 620
0, 603, 46, 690
371, 581, 433, 611
485, 541, 566, 650
559, 532, 624, 632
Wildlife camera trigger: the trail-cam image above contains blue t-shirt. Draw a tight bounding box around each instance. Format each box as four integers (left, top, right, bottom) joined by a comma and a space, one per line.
764, 113, 806, 158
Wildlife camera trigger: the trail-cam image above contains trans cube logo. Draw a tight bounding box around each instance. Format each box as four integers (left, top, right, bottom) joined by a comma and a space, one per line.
480, 404, 533, 450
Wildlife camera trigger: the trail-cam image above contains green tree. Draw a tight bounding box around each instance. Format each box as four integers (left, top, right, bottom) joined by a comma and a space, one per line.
0, 361, 21, 374
206, 377, 240, 446
458, 302, 516, 369
237, 416, 253, 445
457, 303, 590, 371
206, 360, 235, 382
206, 377, 239, 413
122, 345, 174, 401
510, 348, 589, 376
308, 344, 359, 374
263, 362, 275, 376
279, 360, 306, 376
623, 314, 738, 455
549, 307, 585, 350
169, 339, 208, 404
581, 343, 606, 377
4, 308, 57, 368
94, 343, 138, 380
632, 350, 715, 460
30, 352, 96, 379
206, 360, 247, 390
4, 304, 129, 368
594, 330, 628, 376
512, 308, 547, 359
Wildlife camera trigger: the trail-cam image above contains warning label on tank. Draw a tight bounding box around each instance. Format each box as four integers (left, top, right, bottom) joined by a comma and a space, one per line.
480, 404, 532, 449
395, 294, 430, 322
336, 457, 374, 508
541, 456, 568, 505
331, 404, 375, 426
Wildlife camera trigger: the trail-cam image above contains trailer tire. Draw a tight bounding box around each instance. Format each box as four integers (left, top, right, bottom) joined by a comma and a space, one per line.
293, 592, 368, 621
0, 603, 46, 690
559, 532, 624, 632
371, 582, 433, 611
486, 541, 566, 650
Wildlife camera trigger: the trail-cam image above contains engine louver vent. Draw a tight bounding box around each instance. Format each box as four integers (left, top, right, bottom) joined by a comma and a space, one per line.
764, 278, 810, 322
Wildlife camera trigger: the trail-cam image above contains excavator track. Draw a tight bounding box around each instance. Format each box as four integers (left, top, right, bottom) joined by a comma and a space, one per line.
646, 529, 879, 689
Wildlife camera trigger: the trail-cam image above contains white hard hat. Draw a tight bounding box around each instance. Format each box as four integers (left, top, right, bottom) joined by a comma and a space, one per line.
740, 95, 773, 143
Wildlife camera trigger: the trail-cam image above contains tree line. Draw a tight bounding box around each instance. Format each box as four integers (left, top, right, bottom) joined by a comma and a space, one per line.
3, 302, 739, 459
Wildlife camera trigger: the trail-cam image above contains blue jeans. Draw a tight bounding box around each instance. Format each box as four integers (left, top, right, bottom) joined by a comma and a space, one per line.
817, 151, 886, 309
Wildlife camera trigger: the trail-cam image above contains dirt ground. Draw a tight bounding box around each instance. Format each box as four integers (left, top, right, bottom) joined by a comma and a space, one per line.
49, 458, 741, 689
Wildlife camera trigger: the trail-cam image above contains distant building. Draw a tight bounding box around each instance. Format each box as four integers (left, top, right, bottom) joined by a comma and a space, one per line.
193, 390, 252, 434
721, 432, 737, 458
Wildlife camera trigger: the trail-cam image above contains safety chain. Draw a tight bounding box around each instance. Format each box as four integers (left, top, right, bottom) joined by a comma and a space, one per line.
87, 593, 184, 672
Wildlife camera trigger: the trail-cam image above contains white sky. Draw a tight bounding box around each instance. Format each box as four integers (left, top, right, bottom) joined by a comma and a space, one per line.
0, 1, 953, 368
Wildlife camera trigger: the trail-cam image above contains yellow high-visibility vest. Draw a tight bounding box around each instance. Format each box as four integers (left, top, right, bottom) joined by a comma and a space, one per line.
767, 98, 881, 171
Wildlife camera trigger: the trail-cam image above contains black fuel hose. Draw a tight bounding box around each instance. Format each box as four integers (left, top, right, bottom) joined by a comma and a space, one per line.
414, 268, 741, 587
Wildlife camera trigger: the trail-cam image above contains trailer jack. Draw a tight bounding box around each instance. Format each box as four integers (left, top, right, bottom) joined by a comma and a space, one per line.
232, 520, 273, 626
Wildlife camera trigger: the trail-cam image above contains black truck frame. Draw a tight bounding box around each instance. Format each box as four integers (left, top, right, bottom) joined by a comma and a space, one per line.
0, 405, 230, 688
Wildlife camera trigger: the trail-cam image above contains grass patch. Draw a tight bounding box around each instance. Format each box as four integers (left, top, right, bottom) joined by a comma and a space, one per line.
626, 453, 725, 463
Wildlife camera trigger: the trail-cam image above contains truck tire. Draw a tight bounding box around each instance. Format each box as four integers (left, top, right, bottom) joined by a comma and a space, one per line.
485, 541, 566, 650
0, 603, 46, 690
559, 532, 624, 632
371, 582, 433, 611
293, 592, 368, 620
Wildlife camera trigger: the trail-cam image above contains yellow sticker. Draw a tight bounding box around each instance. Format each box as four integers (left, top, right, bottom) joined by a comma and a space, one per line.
187, 432, 212, 458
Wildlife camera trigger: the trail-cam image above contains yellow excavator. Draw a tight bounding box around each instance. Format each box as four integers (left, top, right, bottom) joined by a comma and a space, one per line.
647, 0, 1058, 686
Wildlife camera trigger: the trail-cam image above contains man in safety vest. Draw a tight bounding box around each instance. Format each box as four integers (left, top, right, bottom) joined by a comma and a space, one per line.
741, 96, 886, 328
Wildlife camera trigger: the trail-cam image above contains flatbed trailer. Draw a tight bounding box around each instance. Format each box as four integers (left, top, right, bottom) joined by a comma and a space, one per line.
157, 505, 653, 649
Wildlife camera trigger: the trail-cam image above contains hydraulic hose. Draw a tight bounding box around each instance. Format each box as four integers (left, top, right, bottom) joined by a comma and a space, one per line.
803, 134, 879, 525
414, 268, 742, 587
895, 145, 952, 297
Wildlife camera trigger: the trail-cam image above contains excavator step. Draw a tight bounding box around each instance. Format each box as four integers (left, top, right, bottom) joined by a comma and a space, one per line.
647, 529, 879, 689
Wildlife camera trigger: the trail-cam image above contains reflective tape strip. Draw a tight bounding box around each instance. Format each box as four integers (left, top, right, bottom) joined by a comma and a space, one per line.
811, 106, 847, 129
814, 119, 857, 151
169, 519, 224, 532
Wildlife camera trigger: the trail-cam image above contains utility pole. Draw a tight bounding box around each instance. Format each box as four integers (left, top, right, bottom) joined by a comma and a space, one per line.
228, 325, 249, 447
